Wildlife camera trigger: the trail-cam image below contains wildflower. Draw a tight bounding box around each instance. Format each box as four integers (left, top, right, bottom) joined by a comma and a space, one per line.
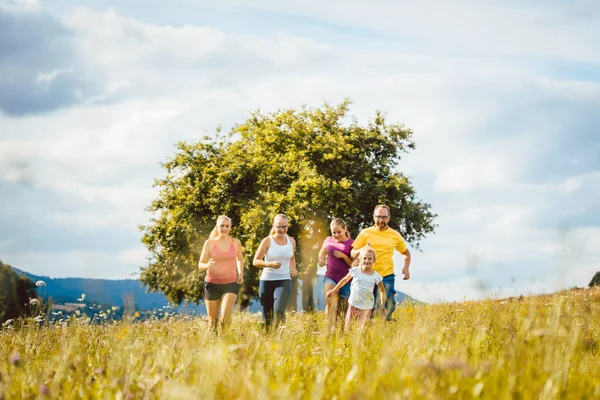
9, 353, 21, 366
29, 298, 39, 306
2, 319, 14, 327
35, 280, 46, 287
39, 383, 50, 396
33, 315, 44, 323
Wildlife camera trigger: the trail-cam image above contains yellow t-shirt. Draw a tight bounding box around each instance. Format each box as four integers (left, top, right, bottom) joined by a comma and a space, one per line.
352, 226, 408, 277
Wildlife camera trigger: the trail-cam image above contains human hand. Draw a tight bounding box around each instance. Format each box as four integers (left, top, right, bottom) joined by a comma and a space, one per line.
291, 269, 298, 278
402, 267, 410, 280
237, 275, 244, 284
318, 258, 326, 266
199, 259, 215, 270
326, 290, 335, 298
269, 262, 281, 269
333, 251, 344, 259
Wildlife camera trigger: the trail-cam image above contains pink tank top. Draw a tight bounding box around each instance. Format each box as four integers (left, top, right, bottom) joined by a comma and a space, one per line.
205, 238, 238, 284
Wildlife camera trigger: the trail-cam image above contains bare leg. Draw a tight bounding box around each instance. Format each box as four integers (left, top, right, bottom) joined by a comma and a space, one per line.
338, 298, 349, 319
205, 299, 221, 333
356, 309, 372, 332
344, 306, 357, 332
219, 293, 238, 333
324, 282, 338, 329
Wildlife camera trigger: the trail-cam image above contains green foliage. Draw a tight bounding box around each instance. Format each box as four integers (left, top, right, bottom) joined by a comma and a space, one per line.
589, 272, 600, 287
139, 99, 437, 307
0, 261, 38, 323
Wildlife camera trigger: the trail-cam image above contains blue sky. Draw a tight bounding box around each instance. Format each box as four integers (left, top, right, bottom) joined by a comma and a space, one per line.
1, 0, 599, 302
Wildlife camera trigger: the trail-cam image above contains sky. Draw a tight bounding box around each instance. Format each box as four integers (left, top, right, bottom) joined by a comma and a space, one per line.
1, 0, 599, 303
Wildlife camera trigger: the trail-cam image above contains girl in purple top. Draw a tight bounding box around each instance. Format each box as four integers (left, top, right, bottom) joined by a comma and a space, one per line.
318, 218, 354, 328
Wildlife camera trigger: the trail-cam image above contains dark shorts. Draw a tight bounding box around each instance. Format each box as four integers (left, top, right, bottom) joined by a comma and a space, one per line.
204, 281, 239, 301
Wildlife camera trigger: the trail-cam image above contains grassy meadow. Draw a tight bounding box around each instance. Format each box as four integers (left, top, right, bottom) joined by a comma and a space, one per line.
2, 287, 600, 399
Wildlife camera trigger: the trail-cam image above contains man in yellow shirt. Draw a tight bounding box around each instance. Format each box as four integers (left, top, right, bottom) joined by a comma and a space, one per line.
351, 204, 412, 321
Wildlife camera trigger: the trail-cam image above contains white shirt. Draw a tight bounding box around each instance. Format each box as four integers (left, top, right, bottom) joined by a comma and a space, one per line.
260, 235, 293, 281
348, 267, 383, 310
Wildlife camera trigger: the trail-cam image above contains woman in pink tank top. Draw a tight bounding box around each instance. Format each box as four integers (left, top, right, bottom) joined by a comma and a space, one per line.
198, 215, 244, 333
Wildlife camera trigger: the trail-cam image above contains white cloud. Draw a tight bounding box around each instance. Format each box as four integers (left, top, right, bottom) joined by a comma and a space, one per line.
1, 2, 599, 305
0, 0, 41, 12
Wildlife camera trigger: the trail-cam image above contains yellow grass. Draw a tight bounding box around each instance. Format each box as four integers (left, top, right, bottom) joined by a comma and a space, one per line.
2, 287, 600, 399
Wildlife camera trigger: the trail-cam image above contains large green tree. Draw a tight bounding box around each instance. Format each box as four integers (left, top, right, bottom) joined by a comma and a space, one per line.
139, 100, 437, 310
0, 261, 38, 323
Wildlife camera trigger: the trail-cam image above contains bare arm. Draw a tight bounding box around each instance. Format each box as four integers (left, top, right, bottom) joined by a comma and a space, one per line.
333, 250, 353, 267
326, 273, 352, 297
401, 249, 411, 280
318, 242, 327, 267
290, 237, 298, 277
197, 240, 214, 270
252, 237, 281, 269
234, 238, 244, 284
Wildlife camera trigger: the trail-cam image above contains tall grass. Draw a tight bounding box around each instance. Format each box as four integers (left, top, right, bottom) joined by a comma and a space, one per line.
2, 287, 599, 399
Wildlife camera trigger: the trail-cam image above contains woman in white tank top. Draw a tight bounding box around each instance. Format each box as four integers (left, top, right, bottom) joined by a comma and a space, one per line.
253, 214, 298, 329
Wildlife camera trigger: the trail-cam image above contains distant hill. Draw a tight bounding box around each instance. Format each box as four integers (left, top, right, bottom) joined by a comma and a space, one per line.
11, 267, 422, 314
12, 267, 171, 311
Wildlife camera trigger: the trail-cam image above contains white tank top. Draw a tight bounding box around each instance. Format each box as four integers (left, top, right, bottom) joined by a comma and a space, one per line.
260, 235, 293, 281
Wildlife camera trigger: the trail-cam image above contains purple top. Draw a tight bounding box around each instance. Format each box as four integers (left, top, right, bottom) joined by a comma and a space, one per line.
324, 236, 354, 283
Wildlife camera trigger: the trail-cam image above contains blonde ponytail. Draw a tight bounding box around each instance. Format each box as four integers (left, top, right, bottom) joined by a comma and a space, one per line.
330, 217, 351, 238
209, 215, 231, 239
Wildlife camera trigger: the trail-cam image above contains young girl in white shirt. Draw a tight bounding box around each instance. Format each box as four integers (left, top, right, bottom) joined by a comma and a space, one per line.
326, 246, 386, 331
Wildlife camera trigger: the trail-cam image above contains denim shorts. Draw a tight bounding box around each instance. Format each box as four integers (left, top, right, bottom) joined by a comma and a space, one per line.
323, 277, 351, 299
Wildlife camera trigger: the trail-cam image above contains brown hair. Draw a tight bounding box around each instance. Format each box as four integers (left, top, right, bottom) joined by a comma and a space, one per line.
330, 217, 351, 238
374, 204, 391, 215
209, 215, 231, 239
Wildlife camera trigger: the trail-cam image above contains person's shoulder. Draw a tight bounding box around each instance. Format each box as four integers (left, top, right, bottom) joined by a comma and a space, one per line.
385, 227, 403, 238
373, 271, 383, 280
349, 267, 359, 274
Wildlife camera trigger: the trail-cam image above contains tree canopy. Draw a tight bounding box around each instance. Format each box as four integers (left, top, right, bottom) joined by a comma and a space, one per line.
0, 260, 38, 324
590, 272, 600, 287
139, 100, 437, 309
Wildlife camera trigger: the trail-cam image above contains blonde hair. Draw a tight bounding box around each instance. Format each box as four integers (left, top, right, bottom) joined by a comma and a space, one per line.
330, 218, 351, 238
209, 215, 232, 239
270, 214, 289, 235
359, 246, 376, 261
